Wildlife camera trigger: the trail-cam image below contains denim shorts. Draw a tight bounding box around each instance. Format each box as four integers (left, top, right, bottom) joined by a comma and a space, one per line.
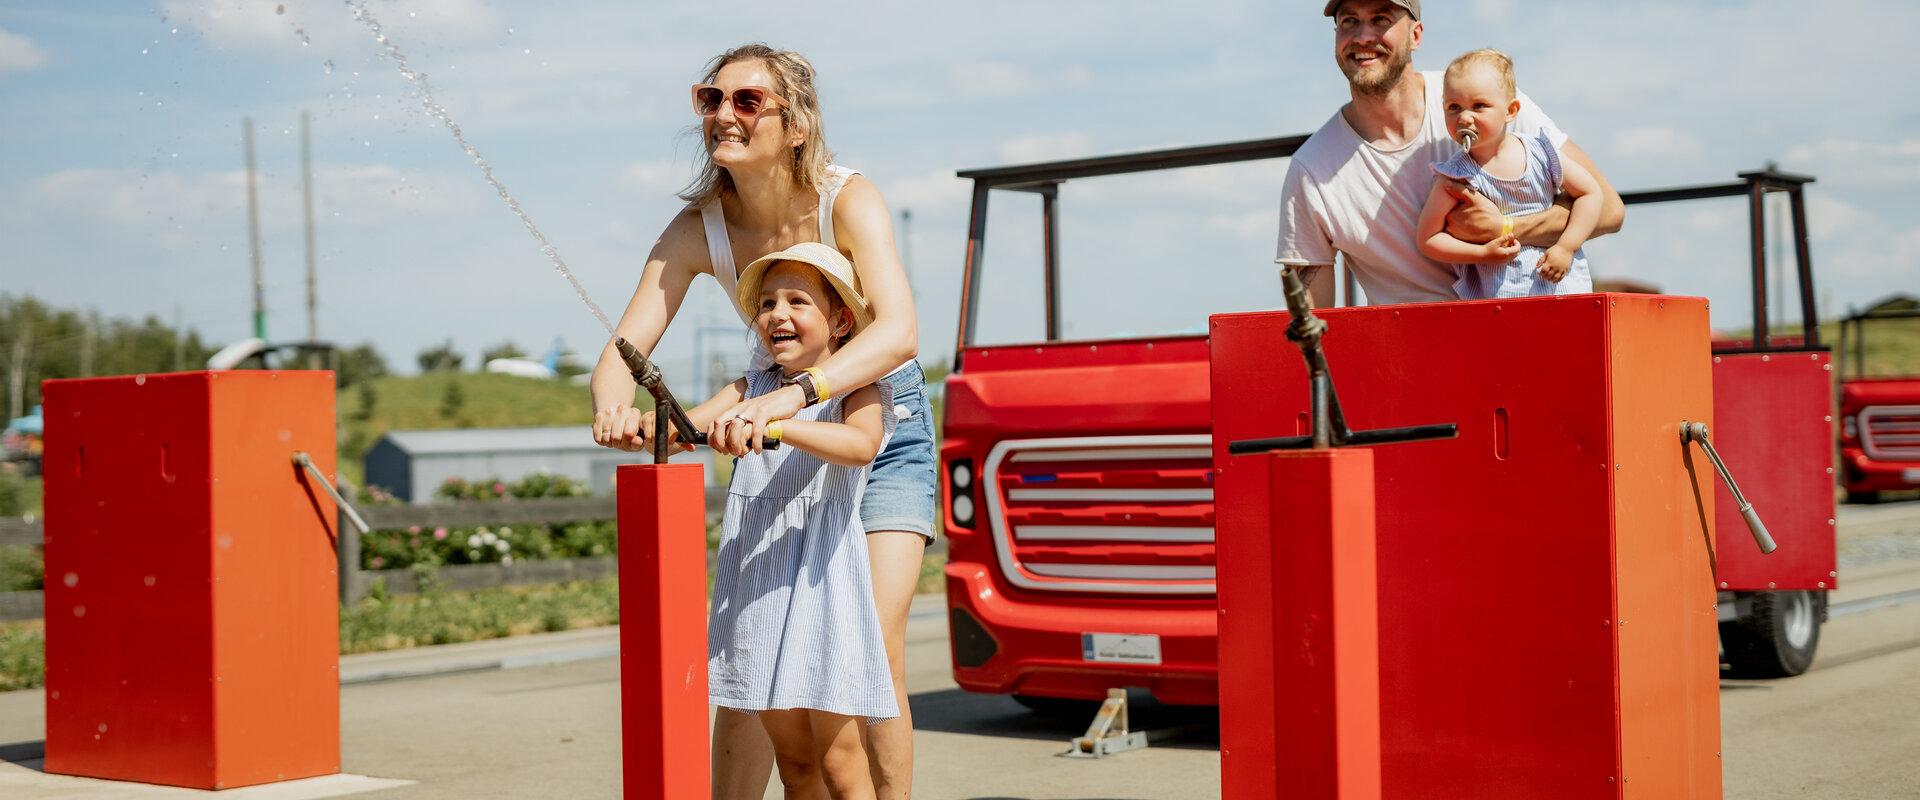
862, 361, 938, 541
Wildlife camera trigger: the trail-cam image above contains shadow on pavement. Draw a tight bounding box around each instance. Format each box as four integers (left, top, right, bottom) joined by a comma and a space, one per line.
909, 688, 1219, 750
0, 740, 45, 769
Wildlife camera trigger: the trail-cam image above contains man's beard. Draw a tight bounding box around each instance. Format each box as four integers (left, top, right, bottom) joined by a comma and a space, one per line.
1342, 46, 1412, 97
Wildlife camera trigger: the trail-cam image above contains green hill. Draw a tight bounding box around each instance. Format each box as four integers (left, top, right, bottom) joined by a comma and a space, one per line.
338, 372, 596, 486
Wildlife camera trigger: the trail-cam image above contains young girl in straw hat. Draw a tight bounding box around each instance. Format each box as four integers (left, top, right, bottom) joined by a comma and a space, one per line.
681, 241, 897, 800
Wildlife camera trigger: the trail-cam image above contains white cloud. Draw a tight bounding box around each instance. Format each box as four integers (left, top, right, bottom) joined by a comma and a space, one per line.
0, 26, 49, 72
1781, 137, 1920, 186
998, 132, 1096, 164
876, 168, 970, 217
621, 160, 692, 190
947, 61, 1092, 97
1612, 127, 1703, 159
162, 0, 503, 57
27, 164, 481, 235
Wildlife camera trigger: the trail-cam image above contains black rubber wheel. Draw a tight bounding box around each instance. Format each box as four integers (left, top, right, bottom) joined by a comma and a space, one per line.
1721, 590, 1825, 678
1845, 490, 1881, 505
1011, 694, 1103, 719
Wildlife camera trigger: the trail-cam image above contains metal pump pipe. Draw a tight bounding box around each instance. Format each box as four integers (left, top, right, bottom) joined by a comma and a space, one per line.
613, 337, 778, 463
1680, 421, 1778, 554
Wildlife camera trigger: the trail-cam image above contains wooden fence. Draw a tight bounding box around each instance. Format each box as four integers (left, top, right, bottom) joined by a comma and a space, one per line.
0, 487, 728, 621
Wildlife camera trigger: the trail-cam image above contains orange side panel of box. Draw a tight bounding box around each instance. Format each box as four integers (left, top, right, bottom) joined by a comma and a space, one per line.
1604, 299, 1722, 798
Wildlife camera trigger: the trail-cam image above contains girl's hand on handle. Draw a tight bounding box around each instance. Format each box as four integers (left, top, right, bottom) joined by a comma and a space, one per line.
708, 416, 765, 457
722, 384, 804, 455
1537, 245, 1573, 282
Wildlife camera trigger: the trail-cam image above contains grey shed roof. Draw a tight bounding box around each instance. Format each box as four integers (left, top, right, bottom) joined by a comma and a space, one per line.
377, 426, 604, 455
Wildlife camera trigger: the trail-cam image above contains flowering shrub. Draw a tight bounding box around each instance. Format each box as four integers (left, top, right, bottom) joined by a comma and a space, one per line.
356, 483, 403, 505
434, 472, 592, 503
360, 519, 617, 571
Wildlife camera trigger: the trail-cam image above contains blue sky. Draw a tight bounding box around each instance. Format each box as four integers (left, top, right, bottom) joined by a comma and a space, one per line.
2, 0, 1916, 382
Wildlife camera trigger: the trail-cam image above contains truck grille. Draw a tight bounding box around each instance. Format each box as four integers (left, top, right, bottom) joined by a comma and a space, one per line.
1861, 405, 1920, 460
983, 435, 1216, 595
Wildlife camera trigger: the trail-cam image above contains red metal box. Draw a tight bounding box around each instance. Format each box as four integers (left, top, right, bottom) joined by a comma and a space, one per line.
40, 371, 340, 790
1211, 294, 1722, 798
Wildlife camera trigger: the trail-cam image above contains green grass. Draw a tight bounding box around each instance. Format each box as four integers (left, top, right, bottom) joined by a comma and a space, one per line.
0, 546, 42, 592
340, 577, 620, 655
0, 472, 39, 517
338, 372, 595, 486
0, 621, 43, 692
1824, 317, 1920, 378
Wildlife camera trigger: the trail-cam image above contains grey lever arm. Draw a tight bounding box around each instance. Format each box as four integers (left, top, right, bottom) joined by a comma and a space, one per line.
1679, 421, 1777, 555
292, 451, 372, 536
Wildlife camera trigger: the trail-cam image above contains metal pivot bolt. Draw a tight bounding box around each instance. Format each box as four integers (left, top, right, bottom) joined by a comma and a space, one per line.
1679, 421, 1777, 554
291, 451, 371, 535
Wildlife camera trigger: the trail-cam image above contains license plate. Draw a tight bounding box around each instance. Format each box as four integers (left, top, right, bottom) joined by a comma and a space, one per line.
1082, 633, 1162, 665
1904, 468, 1920, 483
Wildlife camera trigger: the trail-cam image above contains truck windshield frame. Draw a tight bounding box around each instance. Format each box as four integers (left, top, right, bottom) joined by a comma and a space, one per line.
952, 137, 1821, 368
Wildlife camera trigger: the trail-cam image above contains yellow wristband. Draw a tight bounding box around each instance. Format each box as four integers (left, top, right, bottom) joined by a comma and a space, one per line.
1500, 215, 1515, 238
805, 367, 832, 402
765, 420, 784, 440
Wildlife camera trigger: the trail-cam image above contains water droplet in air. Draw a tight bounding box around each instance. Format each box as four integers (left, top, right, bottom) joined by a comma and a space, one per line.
73, 605, 86, 617
98, 723, 108, 733
275, 4, 285, 14
141, 48, 148, 55
144, 575, 157, 587
217, 534, 234, 549
171, 27, 178, 34
134, 374, 147, 385
63, 572, 78, 587
523, 48, 530, 55
323, 60, 334, 74
507, 27, 515, 34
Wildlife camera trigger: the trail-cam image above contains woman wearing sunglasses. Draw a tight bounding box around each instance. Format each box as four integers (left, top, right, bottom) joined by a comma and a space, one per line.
589, 43, 931, 800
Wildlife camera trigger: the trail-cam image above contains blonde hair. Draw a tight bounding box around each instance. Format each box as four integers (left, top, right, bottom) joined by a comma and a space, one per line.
1444, 48, 1516, 100
678, 44, 833, 207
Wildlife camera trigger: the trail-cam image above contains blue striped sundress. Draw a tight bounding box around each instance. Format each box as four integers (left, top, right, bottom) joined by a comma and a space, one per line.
707, 367, 900, 720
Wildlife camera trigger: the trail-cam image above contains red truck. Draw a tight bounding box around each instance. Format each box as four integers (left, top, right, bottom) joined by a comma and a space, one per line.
939, 139, 1839, 716
1836, 295, 1920, 503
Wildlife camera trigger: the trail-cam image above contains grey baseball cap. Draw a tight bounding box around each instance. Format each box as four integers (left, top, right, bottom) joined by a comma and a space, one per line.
1323, 0, 1419, 20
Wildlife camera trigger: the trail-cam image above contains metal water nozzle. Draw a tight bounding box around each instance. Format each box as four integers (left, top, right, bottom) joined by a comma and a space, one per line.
614, 337, 778, 463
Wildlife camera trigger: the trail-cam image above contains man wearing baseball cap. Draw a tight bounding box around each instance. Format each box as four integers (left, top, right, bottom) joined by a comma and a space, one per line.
1278, 0, 1625, 306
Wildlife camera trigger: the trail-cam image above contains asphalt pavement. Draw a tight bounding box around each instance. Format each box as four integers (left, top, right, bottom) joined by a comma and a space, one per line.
2, 504, 1917, 798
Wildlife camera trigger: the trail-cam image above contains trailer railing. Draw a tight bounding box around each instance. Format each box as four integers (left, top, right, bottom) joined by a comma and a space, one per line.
954, 135, 1819, 366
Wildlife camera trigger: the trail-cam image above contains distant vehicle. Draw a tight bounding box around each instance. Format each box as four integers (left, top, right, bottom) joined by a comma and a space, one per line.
206, 338, 337, 371
3, 405, 43, 475
484, 358, 558, 379
1836, 294, 1920, 503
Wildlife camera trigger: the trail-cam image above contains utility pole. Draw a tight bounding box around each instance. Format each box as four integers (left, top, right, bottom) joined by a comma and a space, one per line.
301, 110, 320, 368
899, 207, 915, 305
7, 316, 30, 421
173, 304, 186, 371
79, 310, 97, 377
244, 117, 266, 342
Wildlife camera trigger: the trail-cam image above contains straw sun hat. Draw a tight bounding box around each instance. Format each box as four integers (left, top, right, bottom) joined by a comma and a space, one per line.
736, 242, 874, 335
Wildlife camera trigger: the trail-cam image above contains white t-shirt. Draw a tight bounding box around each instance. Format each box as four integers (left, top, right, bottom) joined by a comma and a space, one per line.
1275, 71, 1569, 305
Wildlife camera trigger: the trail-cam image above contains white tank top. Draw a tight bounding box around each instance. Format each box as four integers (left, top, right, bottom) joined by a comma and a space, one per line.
700, 165, 910, 377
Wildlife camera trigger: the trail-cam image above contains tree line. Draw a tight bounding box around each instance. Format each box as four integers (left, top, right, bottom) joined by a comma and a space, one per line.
1, 294, 390, 419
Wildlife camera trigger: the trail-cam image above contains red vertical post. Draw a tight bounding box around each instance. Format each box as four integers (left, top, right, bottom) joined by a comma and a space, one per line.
1218, 448, 1381, 800
617, 463, 709, 800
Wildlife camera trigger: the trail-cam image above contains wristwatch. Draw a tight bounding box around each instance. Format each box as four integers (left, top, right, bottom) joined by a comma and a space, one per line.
784, 371, 821, 406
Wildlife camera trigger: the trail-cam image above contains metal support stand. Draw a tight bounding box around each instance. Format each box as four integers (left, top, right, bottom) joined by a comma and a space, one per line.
1063, 689, 1146, 758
